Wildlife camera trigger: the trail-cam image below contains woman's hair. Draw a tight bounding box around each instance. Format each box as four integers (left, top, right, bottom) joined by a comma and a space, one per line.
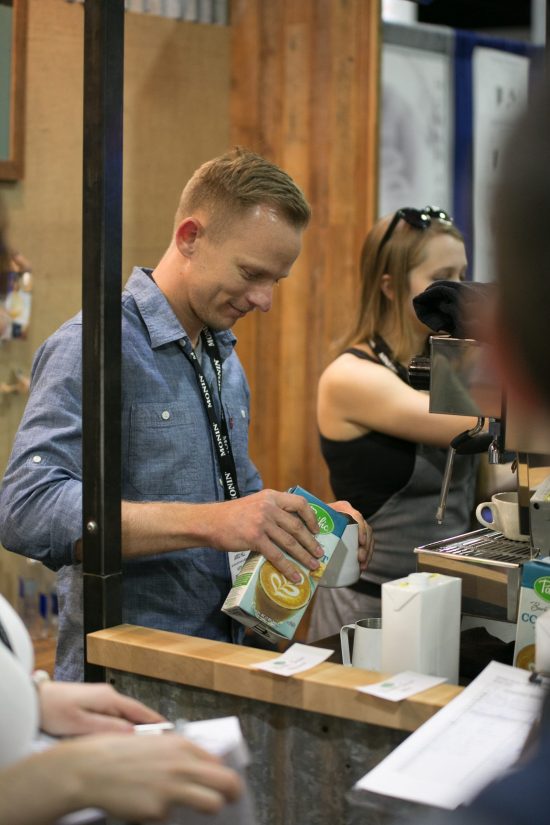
340, 212, 464, 362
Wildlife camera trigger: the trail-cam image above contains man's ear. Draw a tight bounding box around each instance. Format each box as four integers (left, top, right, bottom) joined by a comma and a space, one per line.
380, 273, 395, 301
174, 217, 203, 258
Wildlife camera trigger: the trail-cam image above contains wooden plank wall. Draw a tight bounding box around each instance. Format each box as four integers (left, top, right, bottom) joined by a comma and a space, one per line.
230, 0, 380, 501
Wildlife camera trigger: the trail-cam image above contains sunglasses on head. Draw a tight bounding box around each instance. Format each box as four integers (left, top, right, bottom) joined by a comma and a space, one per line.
378, 206, 453, 252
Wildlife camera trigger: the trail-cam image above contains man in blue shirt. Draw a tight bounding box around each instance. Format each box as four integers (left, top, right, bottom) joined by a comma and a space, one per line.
0, 149, 369, 680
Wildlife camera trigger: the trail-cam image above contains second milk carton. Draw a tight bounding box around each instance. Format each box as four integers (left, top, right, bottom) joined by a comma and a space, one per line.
514, 557, 550, 670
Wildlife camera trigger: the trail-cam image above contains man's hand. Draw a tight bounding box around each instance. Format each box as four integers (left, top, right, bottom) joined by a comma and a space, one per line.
38, 681, 165, 737
329, 500, 374, 571
0, 733, 243, 824
111, 494, 374, 576
209, 489, 324, 583
72, 733, 243, 819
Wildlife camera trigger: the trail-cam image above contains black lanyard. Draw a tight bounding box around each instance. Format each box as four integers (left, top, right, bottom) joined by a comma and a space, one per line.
180, 329, 241, 501
368, 334, 410, 384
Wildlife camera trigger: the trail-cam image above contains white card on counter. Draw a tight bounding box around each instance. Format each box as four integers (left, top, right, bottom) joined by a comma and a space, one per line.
252, 643, 333, 676
358, 671, 447, 702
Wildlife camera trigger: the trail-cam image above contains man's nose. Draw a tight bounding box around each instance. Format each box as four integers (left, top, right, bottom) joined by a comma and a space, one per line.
248, 283, 273, 313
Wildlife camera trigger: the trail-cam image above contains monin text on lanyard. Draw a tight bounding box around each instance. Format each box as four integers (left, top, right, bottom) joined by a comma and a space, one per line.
181, 329, 241, 501
368, 334, 410, 384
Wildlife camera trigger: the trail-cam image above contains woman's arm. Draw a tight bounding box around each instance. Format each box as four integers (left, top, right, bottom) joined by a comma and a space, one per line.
318, 354, 478, 448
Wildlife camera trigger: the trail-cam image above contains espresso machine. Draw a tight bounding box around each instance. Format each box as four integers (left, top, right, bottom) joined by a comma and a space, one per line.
409, 335, 550, 624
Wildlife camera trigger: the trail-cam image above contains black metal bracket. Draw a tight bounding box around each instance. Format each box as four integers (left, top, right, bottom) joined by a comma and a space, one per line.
82, 0, 125, 682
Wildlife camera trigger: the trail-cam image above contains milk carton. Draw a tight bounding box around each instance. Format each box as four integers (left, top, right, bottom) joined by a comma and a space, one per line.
381, 572, 462, 684
513, 557, 550, 670
222, 487, 350, 643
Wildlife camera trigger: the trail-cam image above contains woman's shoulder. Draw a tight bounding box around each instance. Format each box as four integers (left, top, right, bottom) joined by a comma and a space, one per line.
320, 345, 396, 399
322, 344, 383, 379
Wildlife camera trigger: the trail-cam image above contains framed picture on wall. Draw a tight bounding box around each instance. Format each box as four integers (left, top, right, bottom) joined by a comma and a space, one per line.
379, 22, 454, 219
0, 0, 27, 181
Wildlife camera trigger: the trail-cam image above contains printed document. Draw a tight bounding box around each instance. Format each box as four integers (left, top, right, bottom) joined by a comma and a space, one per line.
355, 661, 545, 809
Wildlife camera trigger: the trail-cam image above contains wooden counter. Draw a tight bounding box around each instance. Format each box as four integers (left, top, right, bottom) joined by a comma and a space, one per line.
88, 624, 464, 824
87, 624, 462, 734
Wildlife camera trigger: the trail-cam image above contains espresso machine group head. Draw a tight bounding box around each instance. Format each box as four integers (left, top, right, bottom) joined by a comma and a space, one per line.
409, 282, 543, 622
409, 336, 504, 524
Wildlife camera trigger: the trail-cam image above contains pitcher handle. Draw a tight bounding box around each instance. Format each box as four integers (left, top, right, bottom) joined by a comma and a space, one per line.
340, 624, 355, 667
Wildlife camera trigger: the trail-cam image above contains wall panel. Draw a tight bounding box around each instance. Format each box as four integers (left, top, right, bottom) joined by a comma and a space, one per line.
231, 0, 380, 499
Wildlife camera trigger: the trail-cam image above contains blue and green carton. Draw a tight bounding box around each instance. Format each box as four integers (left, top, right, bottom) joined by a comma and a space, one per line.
513, 557, 550, 670
222, 486, 349, 643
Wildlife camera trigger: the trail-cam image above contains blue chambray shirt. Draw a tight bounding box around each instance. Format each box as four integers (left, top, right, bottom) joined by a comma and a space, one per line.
0, 267, 262, 680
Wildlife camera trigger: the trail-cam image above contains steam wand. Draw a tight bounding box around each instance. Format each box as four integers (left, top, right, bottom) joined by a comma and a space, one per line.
436, 418, 493, 524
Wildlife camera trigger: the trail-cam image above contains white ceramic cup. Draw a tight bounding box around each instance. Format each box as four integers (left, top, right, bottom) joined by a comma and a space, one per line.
475, 491, 529, 541
318, 521, 361, 588
340, 617, 382, 670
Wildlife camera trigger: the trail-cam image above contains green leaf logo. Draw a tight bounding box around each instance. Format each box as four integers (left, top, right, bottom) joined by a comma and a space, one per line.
534, 576, 550, 602
310, 503, 334, 534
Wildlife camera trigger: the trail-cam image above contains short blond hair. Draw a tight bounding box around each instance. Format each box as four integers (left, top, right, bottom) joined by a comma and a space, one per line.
174, 147, 311, 237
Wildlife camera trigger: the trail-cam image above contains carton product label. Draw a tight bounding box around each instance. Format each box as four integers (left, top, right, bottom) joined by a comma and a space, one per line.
221, 486, 349, 643
514, 558, 550, 670
533, 576, 550, 601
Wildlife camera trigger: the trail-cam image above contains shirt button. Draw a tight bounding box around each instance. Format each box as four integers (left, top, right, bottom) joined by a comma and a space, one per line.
32, 455, 42, 463
241, 409, 246, 418
161, 410, 170, 420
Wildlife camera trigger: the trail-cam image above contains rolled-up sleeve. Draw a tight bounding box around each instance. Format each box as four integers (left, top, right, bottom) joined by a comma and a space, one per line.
0, 320, 83, 571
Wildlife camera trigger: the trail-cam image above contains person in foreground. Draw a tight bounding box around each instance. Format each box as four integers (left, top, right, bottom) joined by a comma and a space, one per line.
418, 80, 550, 825
309, 206, 479, 640
0, 149, 369, 680
0, 593, 241, 825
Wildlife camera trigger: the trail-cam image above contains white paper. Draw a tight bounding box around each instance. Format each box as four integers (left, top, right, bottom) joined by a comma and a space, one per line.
161, 717, 256, 825
358, 671, 447, 702
472, 48, 529, 282
379, 43, 453, 218
252, 643, 333, 676
355, 661, 545, 809
179, 716, 249, 763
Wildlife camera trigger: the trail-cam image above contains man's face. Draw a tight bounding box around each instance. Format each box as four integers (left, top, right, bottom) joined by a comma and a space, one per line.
180, 205, 303, 334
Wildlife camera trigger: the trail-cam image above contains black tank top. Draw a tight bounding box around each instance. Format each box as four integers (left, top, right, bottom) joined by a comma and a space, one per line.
320, 347, 416, 518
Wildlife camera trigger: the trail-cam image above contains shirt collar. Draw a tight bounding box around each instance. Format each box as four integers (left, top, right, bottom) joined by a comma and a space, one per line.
125, 267, 237, 359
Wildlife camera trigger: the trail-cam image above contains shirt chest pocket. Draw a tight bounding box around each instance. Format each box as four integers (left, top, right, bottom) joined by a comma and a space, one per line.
128, 402, 209, 496
223, 401, 250, 483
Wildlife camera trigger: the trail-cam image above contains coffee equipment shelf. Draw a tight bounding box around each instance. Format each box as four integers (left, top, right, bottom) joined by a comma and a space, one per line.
415, 528, 532, 621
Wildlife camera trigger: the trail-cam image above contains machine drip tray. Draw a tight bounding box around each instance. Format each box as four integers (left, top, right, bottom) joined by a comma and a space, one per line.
414, 528, 533, 621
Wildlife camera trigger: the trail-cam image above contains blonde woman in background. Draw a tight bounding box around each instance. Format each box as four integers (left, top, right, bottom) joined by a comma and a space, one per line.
309, 207, 480, 641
